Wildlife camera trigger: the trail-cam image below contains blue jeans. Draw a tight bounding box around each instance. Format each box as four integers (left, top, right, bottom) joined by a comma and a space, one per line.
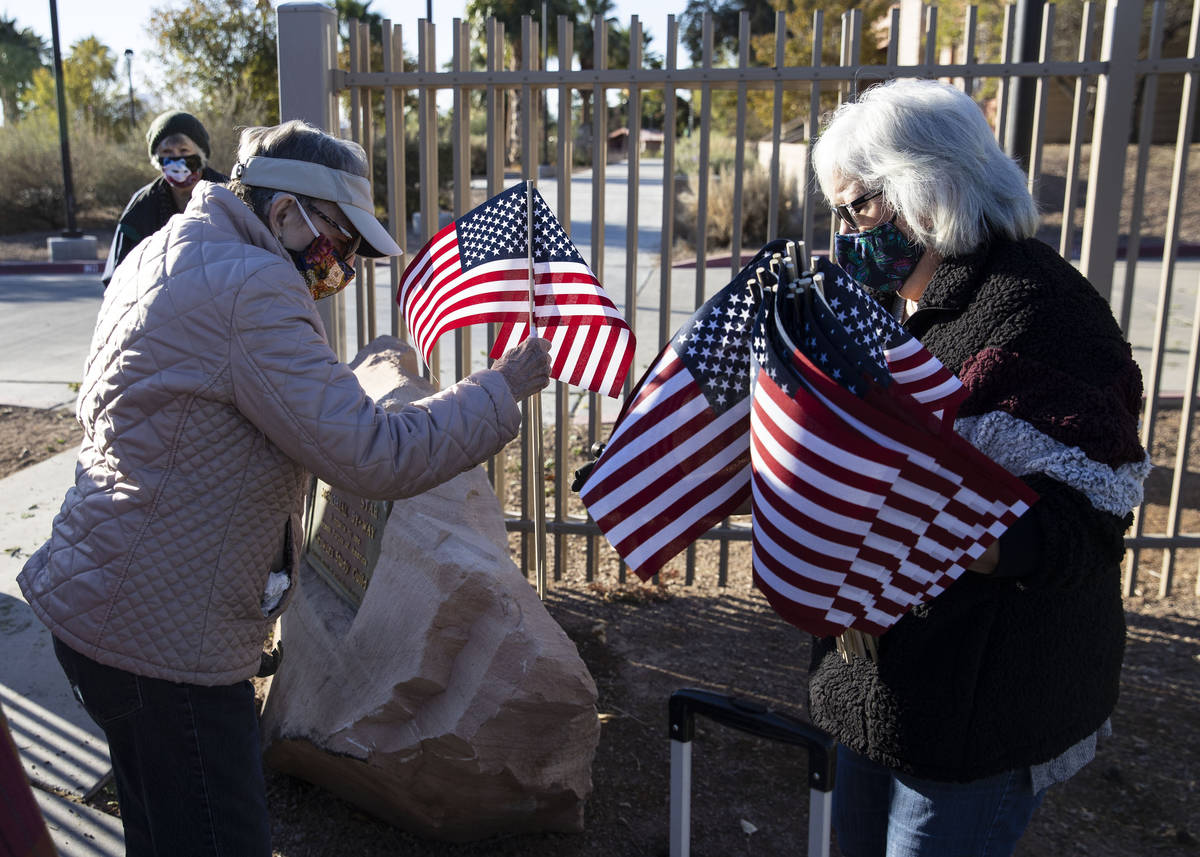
833, 745, 1045, 857
52, 637, 271, 857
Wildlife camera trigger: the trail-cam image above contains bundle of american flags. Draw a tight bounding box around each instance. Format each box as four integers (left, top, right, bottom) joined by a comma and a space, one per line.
395, 182, 634, 398
578, 239, 1037, 638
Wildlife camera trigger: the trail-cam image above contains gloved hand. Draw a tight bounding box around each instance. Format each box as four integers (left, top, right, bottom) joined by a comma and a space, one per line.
493, 336, 552, 400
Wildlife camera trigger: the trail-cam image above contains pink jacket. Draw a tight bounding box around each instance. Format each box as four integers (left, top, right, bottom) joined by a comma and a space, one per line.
19, 182, 521, 685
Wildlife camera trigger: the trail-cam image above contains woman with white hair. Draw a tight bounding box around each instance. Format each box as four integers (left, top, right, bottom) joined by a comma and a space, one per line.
20, 119, 551, 856
808, 78, 1148, 856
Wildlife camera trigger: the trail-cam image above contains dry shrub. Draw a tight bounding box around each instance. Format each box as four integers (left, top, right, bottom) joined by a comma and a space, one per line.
197, 92, 277, 175
674, 160, 804, 253
0, 115, 147, 232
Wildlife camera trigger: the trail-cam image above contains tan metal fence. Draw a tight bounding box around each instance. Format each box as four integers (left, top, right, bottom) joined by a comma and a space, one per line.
276, 0, 1200, 599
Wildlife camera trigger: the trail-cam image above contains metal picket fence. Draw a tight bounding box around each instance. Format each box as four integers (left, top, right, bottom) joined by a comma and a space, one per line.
276, 0, 1200, 598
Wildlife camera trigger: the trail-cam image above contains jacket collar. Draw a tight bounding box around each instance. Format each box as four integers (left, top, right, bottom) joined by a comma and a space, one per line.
864, 242, 994, 315
185, 181, 291, 261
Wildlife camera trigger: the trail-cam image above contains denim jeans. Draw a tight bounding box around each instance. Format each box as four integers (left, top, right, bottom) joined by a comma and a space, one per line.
52, 637, 271, 857
833, 745, 1046, 857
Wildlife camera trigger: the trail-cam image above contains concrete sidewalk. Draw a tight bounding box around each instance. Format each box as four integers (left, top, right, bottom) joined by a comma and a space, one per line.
1, 451, 124, 856
0, 268, 124, 854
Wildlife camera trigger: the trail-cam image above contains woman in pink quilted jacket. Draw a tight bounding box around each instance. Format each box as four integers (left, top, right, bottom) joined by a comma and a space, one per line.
18, 120, 551, 857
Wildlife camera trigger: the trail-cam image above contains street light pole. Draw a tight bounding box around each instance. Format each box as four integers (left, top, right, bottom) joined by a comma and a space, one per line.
541, 0, 549, 169
124, 49, 135, 128
48, 0, 80, 237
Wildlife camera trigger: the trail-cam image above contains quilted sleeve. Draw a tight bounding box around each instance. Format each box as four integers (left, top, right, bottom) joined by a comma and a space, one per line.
227, 267, 522, 500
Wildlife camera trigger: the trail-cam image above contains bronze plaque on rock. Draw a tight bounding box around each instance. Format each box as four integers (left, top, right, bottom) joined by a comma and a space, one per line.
303, 480, 392, 609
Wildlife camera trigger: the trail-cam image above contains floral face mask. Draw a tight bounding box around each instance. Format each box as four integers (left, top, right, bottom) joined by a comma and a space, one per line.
281, 196, 356, 301
834, 218, 925, 293
158, 154, 203, 188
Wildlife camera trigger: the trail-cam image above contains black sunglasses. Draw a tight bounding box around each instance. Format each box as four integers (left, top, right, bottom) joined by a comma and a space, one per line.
832, 189, 884, 229
158, 154, 203, 173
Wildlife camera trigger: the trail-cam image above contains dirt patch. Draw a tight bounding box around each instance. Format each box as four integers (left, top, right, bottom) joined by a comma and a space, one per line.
7, 407, 1197, 856
0, 406, 83, 479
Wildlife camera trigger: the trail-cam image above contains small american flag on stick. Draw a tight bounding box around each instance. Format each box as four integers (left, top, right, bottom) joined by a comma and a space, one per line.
577, 244, 775, 579
396, 183, 634, 397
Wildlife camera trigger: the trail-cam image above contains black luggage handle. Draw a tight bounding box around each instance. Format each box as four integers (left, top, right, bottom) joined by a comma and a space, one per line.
668, 688, 836, 793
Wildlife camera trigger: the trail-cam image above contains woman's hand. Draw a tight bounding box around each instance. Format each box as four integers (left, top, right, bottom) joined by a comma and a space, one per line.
967, 539, 1000, 574
493, 336, 552, 400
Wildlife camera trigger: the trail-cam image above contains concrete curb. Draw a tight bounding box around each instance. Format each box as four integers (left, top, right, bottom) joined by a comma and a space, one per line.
0, 261, 105, 276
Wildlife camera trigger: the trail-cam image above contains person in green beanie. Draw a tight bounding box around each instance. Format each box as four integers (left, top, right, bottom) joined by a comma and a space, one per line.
101, 110, 228, 287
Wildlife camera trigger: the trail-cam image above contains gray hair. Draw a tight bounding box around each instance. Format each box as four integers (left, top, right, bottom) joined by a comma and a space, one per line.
228, 120, 369, 220
811, 78, 1039, 257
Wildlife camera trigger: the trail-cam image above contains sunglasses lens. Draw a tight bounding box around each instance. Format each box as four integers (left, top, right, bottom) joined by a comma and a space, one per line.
308, 206, 360, 256
158, 155, 202, 171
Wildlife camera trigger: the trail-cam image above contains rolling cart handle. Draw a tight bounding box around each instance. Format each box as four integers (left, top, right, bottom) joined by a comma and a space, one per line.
668, 688, 836, 791
668, 688, 837, 857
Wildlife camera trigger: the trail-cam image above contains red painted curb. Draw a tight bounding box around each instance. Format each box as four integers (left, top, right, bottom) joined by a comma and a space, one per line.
0, 261, 104, 275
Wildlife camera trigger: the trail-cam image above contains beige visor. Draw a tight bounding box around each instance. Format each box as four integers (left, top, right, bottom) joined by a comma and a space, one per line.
233, 156, 403, 258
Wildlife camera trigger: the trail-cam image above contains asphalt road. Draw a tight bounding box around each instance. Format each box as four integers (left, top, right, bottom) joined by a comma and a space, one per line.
3, 179, 1198, 415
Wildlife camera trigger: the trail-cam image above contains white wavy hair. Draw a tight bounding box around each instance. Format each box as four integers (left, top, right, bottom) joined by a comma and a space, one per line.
811, 78, 1039, 257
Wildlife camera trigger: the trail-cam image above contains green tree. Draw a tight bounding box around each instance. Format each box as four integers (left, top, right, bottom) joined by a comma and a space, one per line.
333, 0, 393, 142
334, 0, 385, 68
679, 0, 776, 66
575, 2, 666, 143
468, 0, 581, 64
148, 0, 278, 122
27, 37, 130, 137
467, 0, 582, 163
0, 16, 47, 124
743, 0, 893, 138
606, 23, 664, 132
574, 0, 614, 133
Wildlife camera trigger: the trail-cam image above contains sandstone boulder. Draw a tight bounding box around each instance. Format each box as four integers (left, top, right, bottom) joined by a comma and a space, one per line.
260, 336, 600, 842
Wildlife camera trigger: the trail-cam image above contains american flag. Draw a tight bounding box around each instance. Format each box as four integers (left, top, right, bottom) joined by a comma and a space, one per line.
772, 283, 1035, 593
579, 241, 971, 583
805, 256, 966, 426
396, 183, 634, 397
747, 278, 1038, 636
577, 244, 774, 579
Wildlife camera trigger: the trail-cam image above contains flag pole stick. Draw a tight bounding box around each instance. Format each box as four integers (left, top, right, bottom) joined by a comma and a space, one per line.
527, 179, 548, 599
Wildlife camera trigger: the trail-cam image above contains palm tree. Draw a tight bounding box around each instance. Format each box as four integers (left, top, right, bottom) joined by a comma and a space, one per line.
467, 0, 581, 165
0, 16, 47, 124
574, 0, 615, 143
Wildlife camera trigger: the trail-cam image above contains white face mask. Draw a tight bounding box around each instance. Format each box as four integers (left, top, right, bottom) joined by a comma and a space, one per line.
158, 154, 203, 188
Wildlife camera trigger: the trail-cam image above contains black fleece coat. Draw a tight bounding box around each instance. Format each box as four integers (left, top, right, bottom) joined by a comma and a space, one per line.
102, 167, 227, 287
807, 237, 1144, 782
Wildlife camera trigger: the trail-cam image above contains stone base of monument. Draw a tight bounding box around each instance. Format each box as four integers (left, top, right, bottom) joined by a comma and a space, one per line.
259, 336, 600, 843
47, 235, 98, 261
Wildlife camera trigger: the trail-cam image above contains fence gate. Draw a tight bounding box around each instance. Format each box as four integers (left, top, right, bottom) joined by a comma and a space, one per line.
276, 0, 1200, 600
